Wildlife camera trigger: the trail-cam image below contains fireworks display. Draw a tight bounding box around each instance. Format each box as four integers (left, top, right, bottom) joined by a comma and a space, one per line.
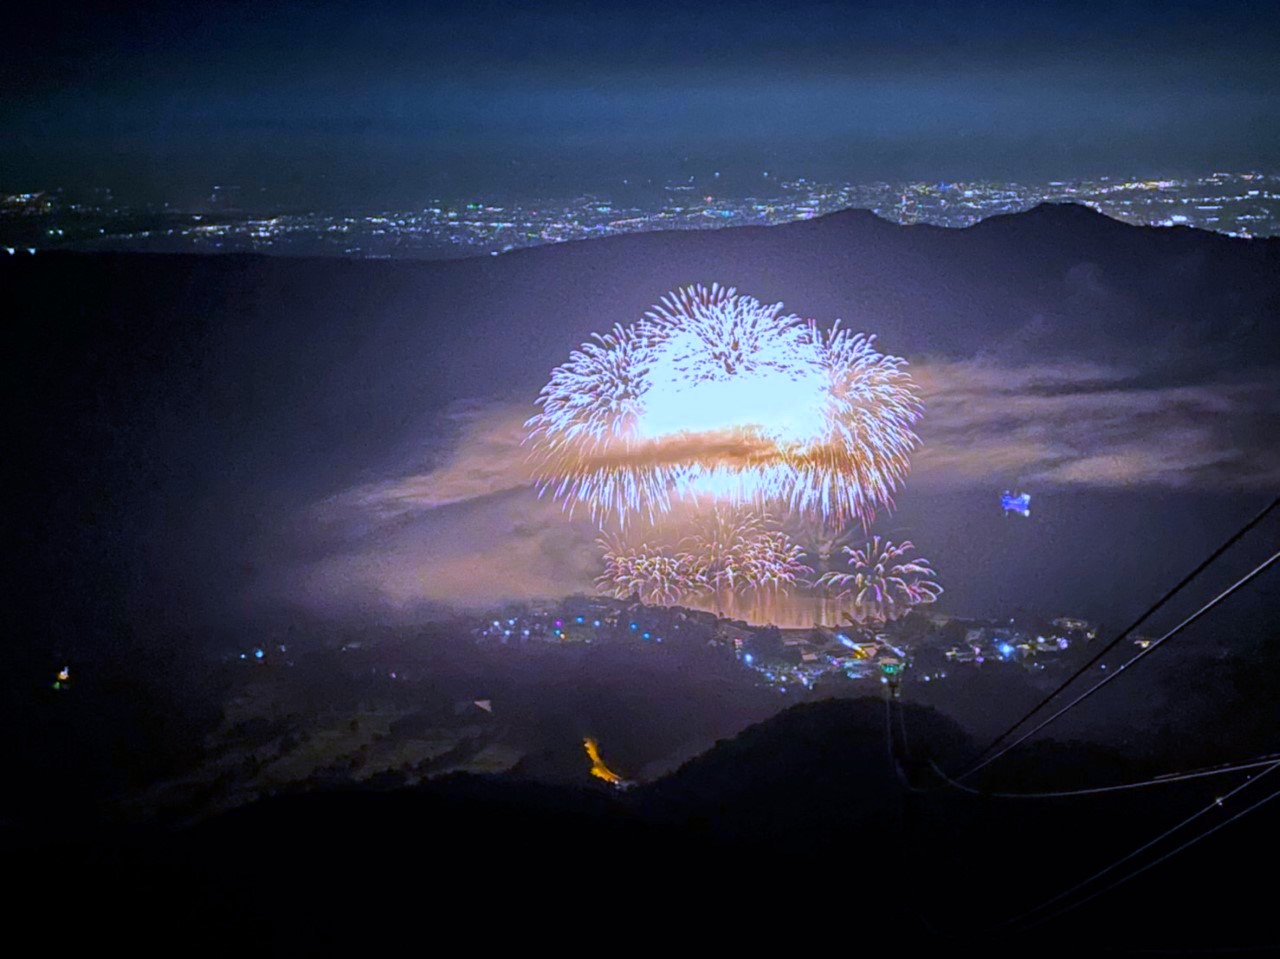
816, 537, 942, 624
528, 283, 933, 620
680, 507, 811, 594
595, 534, 700, 604
596, 507, 811, 604
526, 283, 922, 528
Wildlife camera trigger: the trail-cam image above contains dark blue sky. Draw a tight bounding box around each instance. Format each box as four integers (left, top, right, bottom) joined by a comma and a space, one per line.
3, 0, 1278, 204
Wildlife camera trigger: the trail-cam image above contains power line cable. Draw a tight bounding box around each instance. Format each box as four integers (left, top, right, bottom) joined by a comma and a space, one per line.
1005, 758, 1280, 930
959, 497, 1279, 779
1023, 775, 1280, 933
893, 686, 1280, 800
896, 685, 1280, 799
962, 549, 1279, 779
885, 694, 916, 790
891, 688, 1279, 948
930, 753, 1280, 799
882, 694, 942, 941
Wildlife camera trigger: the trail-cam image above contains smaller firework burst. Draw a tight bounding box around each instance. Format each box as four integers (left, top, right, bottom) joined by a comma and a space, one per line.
740, 529, 813, 592
595, 534, 702, 604
597, 507, 811, 608
816, 536, 941, 624
679, 505, 767, 594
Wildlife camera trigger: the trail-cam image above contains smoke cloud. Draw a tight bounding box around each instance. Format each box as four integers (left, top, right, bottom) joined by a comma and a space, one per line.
265, 357, 1277, 613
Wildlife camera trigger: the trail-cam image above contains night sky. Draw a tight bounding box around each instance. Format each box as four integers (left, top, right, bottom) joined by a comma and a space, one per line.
4, 0, 1279, 205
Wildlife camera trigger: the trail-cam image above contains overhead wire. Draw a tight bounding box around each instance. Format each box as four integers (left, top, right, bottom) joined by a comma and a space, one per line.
930, 753, 1280, 799
961, 549, 1279, 780
1004, 758, 1280, 931
958, 497, 1279, 779
883, 501, 1279, 943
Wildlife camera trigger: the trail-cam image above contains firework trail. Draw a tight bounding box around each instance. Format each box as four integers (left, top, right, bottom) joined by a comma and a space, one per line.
816, 536, 941, 624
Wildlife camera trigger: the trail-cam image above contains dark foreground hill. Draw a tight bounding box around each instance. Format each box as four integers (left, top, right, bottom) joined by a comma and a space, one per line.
8, 697, 1277, 953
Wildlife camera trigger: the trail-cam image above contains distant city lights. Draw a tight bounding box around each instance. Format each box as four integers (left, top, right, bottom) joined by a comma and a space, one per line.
5, 172, 1275, 259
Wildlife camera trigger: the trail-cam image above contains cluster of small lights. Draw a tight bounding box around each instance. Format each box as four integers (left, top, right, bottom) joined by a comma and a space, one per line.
464, 593, 1096, 696
11, 172, 1277, 259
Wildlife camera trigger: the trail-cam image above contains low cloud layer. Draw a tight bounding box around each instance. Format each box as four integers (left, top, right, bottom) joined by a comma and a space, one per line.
270, 357, 1278, 612
912, 361, 1279, 489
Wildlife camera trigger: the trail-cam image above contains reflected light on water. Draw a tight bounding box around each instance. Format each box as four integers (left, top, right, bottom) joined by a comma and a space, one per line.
681, 591, 860, 629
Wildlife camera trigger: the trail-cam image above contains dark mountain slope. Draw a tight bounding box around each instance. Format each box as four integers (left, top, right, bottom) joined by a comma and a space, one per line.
8, 695, 1276, 953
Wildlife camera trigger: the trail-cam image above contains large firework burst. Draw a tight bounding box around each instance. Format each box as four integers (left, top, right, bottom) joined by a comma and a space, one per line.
816, 537, 941, 624
526, 283, 922, 527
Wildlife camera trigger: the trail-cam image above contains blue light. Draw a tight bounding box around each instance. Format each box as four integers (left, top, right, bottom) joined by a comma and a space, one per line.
630, 623, 638, 630
642, 632, 651, 640
1001, 490, 1032, 517
576, 616, 584, 624
593, 620, 601, 627
998, 642, 1015, 658
253, 648, 264, 660
744, 653, 754, 664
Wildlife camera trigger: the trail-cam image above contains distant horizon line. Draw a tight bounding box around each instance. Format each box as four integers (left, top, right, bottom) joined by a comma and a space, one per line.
3, 168, 1275, 212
